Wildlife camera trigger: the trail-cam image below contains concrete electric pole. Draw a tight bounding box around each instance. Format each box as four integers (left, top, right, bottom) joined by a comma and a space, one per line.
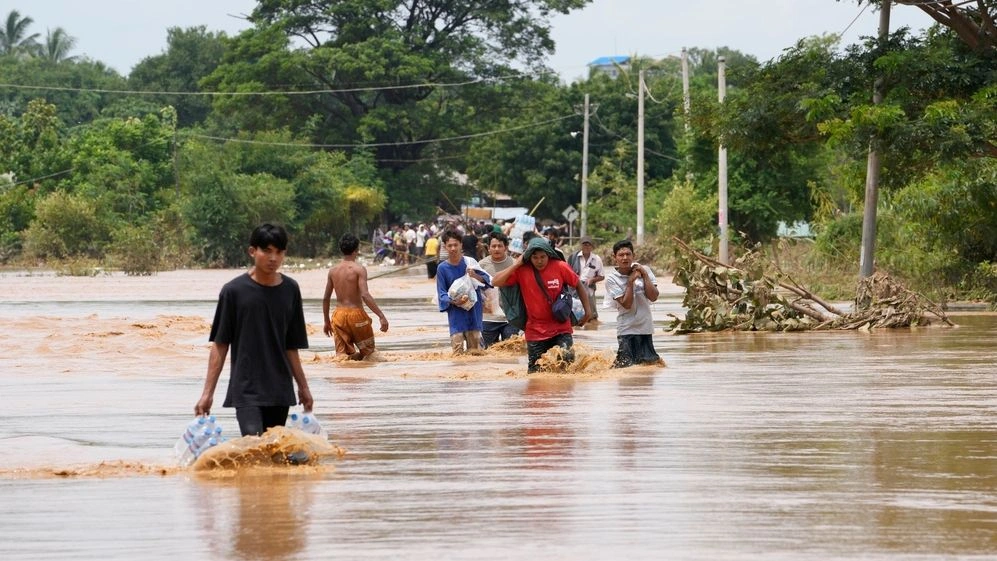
717, 55, 729, 264
859, 0, 892, 278
581, 93, 590, 238
636, 70, 645, 245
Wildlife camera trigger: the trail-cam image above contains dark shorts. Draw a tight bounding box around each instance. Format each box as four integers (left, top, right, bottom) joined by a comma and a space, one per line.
235, 405, 290, 436
612, 334, 661, 368
482, 321, 519, 348
526, 333, 574, 373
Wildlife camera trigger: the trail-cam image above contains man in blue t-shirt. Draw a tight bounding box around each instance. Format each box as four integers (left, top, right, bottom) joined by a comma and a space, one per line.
194, 223, 315, 437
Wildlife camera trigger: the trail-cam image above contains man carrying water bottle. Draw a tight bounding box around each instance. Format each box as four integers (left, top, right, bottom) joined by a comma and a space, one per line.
194, 223, 315, 436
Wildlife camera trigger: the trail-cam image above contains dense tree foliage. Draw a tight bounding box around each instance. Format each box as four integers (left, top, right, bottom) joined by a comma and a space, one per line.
202, 0, 591, 218
129, 26, 228, 127
0, 4, 995, 301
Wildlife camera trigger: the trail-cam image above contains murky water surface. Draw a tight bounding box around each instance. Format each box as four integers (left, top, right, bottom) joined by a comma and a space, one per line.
2, 276, 996, 560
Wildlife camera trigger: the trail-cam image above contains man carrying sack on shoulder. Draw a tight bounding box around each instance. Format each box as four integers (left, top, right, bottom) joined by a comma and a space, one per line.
491, 237, 592, 373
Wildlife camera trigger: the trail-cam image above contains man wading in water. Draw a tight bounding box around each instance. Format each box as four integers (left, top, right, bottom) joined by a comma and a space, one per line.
322, 233, 389, 360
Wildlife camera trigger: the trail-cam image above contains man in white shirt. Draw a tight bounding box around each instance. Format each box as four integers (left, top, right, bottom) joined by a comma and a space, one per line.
604, 239, 662, 368
568, 236, 605, 320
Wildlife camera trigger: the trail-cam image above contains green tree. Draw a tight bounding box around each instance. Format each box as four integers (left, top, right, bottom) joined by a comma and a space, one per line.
0, 56, 128, 125
39, 27, 77, 63
842, 1, 997, 52
129, 26, 228, 127
22, 190, 110, 259
203, 0, 592, 219
65, 109, 175, 221
0, 10, 39, 57
0, 98, 66, 187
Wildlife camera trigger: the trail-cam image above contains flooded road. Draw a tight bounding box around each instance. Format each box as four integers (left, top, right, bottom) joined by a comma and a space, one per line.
1, 268, 996, 560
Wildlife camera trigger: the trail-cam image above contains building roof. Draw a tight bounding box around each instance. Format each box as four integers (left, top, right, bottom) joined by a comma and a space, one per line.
588, 55, 630, 67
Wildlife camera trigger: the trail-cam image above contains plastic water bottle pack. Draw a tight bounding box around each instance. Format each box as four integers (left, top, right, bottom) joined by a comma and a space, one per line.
287, 411, 327, 438
174, 415, 227, 467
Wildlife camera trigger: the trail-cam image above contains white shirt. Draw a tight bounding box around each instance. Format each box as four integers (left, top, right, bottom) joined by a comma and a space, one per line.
573, 251, 604, 285
605, 266, 657, 335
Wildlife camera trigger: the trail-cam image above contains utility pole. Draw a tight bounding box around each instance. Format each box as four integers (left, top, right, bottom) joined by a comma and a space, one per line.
681, 47, 693, 182
636, 69, 645, 245
717, 56, 729, 264
581, 93, 590, 238
681, 48, 691, 132
859, 0, 891, 278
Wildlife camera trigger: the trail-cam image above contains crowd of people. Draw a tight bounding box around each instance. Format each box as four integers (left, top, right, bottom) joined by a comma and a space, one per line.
193, 222, 664, 439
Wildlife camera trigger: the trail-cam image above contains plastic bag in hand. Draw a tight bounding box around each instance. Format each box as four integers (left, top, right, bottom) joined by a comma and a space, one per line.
448, 274, 478, 310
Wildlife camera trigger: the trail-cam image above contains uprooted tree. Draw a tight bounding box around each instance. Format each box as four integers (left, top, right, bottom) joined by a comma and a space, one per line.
668, 237, 953, 333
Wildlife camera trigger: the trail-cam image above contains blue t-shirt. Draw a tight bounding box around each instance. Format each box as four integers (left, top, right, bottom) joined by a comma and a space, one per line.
436, 257, 490, 335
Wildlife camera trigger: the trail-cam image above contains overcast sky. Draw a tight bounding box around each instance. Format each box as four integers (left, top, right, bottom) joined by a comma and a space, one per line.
19, 0, 933, 81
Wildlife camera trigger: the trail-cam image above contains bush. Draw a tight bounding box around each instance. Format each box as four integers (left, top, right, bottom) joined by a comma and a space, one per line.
22, 191, 111, 260
109, 223, 161, 275
652, 179, 717, 264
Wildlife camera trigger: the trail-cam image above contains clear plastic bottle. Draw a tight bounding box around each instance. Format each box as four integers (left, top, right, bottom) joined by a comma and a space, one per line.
286, 412, 302, 430
194, 436, 219, 459
174, 415, 215, 459
299, 413, 324, 436
179, 427, 213, 467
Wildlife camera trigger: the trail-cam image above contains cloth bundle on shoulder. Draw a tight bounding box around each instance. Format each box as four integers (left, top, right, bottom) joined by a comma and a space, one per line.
500, 285, 527, 330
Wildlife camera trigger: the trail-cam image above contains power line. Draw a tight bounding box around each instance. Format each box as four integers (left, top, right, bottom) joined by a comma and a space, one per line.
840, 2, 871, 38
184, 114, 577, 148
592, 114, 682, 162
6, 114, 574, 187
0, 72, 550, 97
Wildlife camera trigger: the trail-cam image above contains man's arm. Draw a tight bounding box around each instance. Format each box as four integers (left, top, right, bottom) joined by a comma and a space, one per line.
322, 270, 335, 337
436, 267, 453, 310
491, 255, 522, 287
286, 349, 314, 412
358, 266, 388, 332
639, 266, 660, 302
615, 274, 637, 310
195, 342, 229, 416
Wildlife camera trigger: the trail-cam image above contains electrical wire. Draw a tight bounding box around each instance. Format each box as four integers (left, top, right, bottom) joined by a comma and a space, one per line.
0, 71, 552, 97
591, 114, 682, 163
184, 113, 577, 148
840, 2, 871, 37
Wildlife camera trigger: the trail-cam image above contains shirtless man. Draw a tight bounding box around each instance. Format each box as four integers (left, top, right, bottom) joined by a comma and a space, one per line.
322, 233, 389, 360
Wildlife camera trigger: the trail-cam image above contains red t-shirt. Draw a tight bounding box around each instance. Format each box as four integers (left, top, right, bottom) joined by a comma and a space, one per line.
509, 260, 580, 341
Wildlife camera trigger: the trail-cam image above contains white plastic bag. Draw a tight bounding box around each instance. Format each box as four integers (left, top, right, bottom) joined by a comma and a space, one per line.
448, 274, 478, 310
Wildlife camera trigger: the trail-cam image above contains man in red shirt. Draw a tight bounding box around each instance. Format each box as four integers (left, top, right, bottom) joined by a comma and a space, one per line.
492, 237, 593, 372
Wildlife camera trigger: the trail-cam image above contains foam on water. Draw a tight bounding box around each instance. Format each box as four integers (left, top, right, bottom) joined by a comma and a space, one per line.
192, 426, 345, 472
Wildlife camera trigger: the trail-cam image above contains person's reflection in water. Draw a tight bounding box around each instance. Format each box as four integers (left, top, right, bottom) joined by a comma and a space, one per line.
196, 472, 319, 561
614, 373, 656, 468
521, 378, 576, 465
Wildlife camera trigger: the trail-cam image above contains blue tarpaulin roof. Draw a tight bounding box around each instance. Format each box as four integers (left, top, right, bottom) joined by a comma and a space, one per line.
588, 55, 630, 66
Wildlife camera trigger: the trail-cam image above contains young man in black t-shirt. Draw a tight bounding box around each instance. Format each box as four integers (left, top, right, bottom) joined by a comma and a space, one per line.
194, 223, 315, 436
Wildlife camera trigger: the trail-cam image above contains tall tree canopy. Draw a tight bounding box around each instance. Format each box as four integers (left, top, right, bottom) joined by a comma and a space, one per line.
844, 0, 997, 52
204, 0, 591, 218
0, 10, 40, 57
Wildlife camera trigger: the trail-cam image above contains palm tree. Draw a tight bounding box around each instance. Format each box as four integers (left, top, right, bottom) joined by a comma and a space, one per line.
0, 10, 40, 57
40, 27, 77, 62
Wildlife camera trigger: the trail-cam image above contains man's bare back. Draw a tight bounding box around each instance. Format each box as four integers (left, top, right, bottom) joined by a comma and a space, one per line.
322, 255, 388, 339
329, 260, 366, 308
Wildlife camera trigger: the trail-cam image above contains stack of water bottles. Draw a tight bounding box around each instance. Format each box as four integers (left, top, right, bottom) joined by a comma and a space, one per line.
174, 415, 226, 467
287, 411, 327, 438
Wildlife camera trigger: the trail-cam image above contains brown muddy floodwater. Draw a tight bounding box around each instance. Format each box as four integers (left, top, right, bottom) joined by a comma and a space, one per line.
1, 267, 996, 560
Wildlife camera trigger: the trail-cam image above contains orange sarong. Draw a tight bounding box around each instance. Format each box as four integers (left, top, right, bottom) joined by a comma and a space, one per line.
332, 307, 376, 358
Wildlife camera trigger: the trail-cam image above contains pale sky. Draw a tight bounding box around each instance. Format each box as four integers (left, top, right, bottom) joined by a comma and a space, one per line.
18, 0, 933, 81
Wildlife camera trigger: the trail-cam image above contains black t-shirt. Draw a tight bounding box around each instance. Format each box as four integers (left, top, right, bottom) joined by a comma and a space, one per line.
209, 273, 309, 408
